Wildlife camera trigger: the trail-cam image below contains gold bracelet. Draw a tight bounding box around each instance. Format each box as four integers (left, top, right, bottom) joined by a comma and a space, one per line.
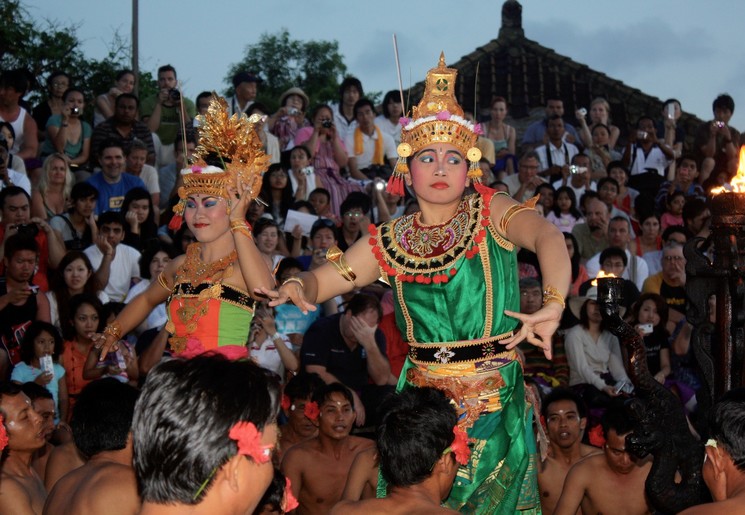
103, 321, 122, 340
498, 195, 539, 236
326, 245, 357, 283
542, 285, 565, 309
157, 271, 172, 291
230, 219, 253, 239
282, 276, 305, 290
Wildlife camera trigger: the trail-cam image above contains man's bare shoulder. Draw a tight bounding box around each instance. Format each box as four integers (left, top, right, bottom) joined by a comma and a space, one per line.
347, 436, 375, 451
330, 498, 458, 515
567, 452, 605, 478
680, 498, 745, 515
46, 462, 139, 515
580, 444, 602, 457
0, 474, 35, 512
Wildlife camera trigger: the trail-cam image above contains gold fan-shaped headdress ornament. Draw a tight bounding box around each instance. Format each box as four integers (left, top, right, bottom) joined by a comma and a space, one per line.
168, 94, 270, 230
387, 53, 484, 196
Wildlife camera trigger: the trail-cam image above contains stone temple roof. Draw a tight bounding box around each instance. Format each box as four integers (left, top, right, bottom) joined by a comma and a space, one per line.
405, 0, 702, 146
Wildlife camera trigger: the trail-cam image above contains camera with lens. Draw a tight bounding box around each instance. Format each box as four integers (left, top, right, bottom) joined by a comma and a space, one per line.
71, 107, 81, 115
287, 107, 299, 116
714, 121, 725, 128
636, 130, 648, 140
169, 88, 181, 102
15, 223, 39, 238
321, 119, 333, 129
569, 165, 587, 175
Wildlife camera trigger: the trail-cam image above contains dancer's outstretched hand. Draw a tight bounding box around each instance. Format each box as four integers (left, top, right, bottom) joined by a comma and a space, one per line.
501, 302, 563, 360
255, 281, 317, 315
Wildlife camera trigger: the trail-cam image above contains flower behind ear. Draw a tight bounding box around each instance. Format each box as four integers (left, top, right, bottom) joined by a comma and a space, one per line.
281, 394, 291, 411
588, 424, 606, 448
228, 421, 271, 464
0, 415, 7, 451
303, 401, 320, 421
449, 425, 472, 466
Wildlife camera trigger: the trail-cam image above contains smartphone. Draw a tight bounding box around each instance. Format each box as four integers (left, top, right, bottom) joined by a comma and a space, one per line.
40, 355, 54, 377
28, 285, 40, 294
637, 130, 648, 140
578, 108, 587, 117
639, 323, 654, 335
614, 380, 627, 395
666, 103, 675, 120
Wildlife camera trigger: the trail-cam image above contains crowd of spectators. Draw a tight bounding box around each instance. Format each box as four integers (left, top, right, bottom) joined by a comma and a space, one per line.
0, 61, 742, 513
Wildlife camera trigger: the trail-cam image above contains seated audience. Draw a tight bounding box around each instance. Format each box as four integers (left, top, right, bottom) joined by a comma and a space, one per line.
31, 153, 73, 220
554, 406, 653, 515
282, 383, 375, 515
120, 187, 158, 252
46, 251, 107, 330
39, 87, 91, 168
331, 387, 462, 515
86, 140, 146, 215
49, 182, 99, 252
44, 378, 140, 515
89, 93, 155, 169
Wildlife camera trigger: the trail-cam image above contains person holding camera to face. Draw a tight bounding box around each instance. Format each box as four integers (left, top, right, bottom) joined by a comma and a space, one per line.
40, 87, 92, 168
268, 87, 311, 152
139, 64, 196, 168
623, 116, 674, 177
0, 187, 66, 293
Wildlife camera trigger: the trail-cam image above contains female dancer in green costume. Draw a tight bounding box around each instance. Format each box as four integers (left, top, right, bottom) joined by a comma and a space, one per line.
262, 54, 570, 514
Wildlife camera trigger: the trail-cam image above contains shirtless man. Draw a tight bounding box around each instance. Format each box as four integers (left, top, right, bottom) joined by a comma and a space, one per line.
43, 378, 140, 515
680, 388, 745, 515
341, 446, 378, 501
0, 382, 47, 515
554, 406, 653, 515
279, 372, 325, 459
19, 383, 56, 483
331, 387, 460, 514
538, 388, 601, 514
282, 383, 374, 514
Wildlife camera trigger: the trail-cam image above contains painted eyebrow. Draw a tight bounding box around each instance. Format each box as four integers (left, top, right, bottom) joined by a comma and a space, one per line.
186, 196, 219, 202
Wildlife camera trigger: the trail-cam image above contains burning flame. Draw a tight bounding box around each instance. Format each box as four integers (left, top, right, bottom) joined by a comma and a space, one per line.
712, 146, 745, 194
591, 270, 617, 287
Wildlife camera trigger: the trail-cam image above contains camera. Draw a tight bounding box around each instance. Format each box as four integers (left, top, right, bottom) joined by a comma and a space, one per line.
321, 119, 333, 129
637, 130, 648, 140
638, 323, 654, 335
287, 107, 299, 116
569, 165, 587, 175
301, 166, 313, 176
578, 108, 587, 117
15, 223, 39, 238
29, 285, 40, 295
714, 121, 725, 128
168, 88, 181, 102
375, 180, 385, 191
71, 107, 80, 115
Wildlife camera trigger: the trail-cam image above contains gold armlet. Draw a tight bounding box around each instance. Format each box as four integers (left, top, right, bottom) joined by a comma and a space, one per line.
230, 220, 253, 239
157, 272, 172, 291
542, 285, 566, 309
498, 195, 539, 236
103, 321, 122, 340
326, 245, 357, 283
282, 277, 305, 290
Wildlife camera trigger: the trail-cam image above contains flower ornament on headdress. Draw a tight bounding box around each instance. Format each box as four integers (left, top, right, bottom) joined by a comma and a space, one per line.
304, 401, 320, 421
445, 425, 472, 466
588, 424, 606, 448
169, 94, 270, 230
388, 52, 486, 197
228, 421, 272, 464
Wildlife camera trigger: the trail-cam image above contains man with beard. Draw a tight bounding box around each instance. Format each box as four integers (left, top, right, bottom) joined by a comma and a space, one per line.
553, 406, 653, 515
0, 382, 47, 514
278, 372, 326, 460
571, 197, 610, 261
538, 388, 600, 515
282, 383, 375, 515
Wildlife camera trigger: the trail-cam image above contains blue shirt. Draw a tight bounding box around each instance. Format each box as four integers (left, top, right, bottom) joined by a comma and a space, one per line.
11, 362, 66, 423
87, 172, 146, 214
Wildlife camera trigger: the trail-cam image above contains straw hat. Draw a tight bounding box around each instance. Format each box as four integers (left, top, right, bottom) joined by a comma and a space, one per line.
279, 87, 309, 112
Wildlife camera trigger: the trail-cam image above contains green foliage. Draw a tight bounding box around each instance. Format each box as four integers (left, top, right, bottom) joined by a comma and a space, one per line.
0, 0, 156, 117
225, 29, 348, 112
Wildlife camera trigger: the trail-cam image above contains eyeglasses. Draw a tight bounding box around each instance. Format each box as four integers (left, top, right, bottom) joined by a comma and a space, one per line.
344, 212, 363, 218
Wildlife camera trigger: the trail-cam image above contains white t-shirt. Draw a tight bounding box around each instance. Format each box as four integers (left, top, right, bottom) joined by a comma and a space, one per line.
344, 125, 397, 171
84, 243, 141, 302
135, 164, 160, 194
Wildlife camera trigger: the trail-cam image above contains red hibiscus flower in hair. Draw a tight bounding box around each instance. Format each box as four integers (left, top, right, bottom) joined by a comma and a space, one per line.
282, 477, 299, 512
0, 415, 7, 451
228, 421, 271, 464
450, 425, 471, 465
588, 424, 606, 448
303, 401, 320, 421
281, 394, 291, 412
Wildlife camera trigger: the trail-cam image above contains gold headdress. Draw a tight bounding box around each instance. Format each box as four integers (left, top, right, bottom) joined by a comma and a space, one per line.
169, 94, 270, 230
387, 53, 484, 196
